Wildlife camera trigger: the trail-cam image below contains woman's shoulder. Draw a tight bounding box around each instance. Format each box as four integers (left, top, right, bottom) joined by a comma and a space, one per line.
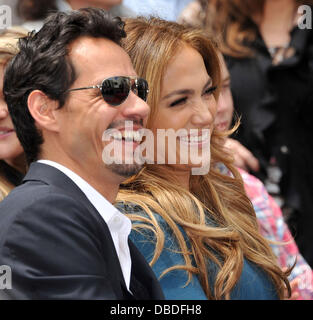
231, 259, 279, 300
115, 201, 141, 214
115, 201, 184, 247
115, 201, 168, 227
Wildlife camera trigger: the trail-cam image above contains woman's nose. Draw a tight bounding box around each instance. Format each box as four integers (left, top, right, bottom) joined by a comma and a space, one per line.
191, 98, 216, 126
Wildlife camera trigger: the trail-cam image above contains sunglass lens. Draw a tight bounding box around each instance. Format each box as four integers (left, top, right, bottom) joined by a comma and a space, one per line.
136, 78, 149, 102
101, 77, 130, 106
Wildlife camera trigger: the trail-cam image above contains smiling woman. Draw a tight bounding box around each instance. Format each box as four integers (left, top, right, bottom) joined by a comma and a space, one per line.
0, 27, 28, 200
116, 17, 292, 300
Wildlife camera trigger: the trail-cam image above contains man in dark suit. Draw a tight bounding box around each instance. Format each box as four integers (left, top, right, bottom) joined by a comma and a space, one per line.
0, 8, 164, 300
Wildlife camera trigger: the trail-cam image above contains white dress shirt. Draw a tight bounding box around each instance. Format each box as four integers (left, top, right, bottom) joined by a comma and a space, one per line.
37, 160, 132, 291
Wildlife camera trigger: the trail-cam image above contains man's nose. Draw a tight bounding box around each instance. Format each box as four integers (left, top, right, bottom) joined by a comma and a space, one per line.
121, 91, 150, 123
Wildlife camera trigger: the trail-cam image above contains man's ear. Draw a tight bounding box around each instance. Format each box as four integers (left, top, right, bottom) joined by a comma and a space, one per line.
27, 90, 61, 132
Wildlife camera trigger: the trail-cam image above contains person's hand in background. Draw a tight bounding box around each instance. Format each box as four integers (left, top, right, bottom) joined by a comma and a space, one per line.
224, 138, 260, 172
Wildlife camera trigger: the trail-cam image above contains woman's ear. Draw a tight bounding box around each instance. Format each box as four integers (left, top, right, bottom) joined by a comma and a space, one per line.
27, 90, 60, 132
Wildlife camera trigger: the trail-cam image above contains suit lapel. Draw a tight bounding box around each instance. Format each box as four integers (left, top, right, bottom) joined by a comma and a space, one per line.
128, 240, 165, 300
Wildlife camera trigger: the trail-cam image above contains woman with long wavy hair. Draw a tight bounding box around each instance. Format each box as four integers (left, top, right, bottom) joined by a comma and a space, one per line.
116, 17, 292, 300
182, 0, 313, 269
0, 27, 28, 201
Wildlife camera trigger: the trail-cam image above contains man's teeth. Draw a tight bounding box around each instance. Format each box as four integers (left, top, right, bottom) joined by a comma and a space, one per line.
112, 131, 142, 142
180, 132, 209, 143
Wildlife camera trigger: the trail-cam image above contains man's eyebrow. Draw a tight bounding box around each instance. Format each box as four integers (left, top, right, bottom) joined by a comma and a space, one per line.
92, 75, 137, 86
162, 79, 213, 100
88, 77, 107, 86
92, 78, 105, 86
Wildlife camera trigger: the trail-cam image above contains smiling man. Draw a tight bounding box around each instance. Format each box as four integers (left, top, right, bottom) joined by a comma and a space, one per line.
0, 8, 164, 300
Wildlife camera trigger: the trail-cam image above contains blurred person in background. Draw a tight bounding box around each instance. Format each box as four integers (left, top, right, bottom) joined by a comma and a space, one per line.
17, 0, 135, 31
0, 27, 28, 201
180, 0, 313, 269
123, 0, 193, 21
215, 52, 313, 300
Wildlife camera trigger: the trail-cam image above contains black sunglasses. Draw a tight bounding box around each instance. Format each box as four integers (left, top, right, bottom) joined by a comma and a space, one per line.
67, 76, 149, 106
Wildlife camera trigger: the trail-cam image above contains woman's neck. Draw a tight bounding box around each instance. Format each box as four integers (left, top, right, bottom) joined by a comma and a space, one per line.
170, 166, 191, 191
259, 0, 297, 48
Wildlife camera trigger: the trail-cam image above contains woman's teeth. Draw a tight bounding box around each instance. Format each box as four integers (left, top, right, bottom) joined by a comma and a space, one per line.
180, 131, 209, 143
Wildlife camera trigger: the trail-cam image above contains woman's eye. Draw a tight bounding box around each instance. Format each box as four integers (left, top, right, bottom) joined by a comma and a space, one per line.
203, 86, 217, 96
169, 97, 187, 107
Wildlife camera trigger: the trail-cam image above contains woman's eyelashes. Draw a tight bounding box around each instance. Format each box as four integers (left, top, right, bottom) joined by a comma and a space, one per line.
168, 86, 217, 108
203, 86, 217, 97
169, 96, 188, 107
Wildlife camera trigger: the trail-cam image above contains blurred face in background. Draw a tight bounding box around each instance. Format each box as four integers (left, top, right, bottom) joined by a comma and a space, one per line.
214, 54, 234, 132
0, 63, 24, 169
67, 0, 122, 10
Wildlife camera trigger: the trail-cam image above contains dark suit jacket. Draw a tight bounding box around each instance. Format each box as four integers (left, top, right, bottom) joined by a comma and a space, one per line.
0, 162, 164, 300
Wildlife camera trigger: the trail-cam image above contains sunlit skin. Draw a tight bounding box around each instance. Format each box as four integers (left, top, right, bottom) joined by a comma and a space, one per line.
66, 0, 122, 10
258, 0, 300, 49
34, 37, 149, 202
0, 64, 24, 173
151, 45, 217, 190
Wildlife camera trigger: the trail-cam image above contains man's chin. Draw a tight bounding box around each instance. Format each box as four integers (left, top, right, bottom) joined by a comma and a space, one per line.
108, 163, 143, 178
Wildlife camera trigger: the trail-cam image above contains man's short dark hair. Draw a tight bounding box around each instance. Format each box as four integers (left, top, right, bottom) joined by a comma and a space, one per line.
4, 8, 126, 165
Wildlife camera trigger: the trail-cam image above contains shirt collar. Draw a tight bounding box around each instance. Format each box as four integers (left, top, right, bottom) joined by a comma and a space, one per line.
37, 159, 120, 224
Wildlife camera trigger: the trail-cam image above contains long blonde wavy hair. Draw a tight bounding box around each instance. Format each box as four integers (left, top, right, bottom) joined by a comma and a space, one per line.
116, 17, 290, 299
201, 0, 313, 57
0, 27, 28, 200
